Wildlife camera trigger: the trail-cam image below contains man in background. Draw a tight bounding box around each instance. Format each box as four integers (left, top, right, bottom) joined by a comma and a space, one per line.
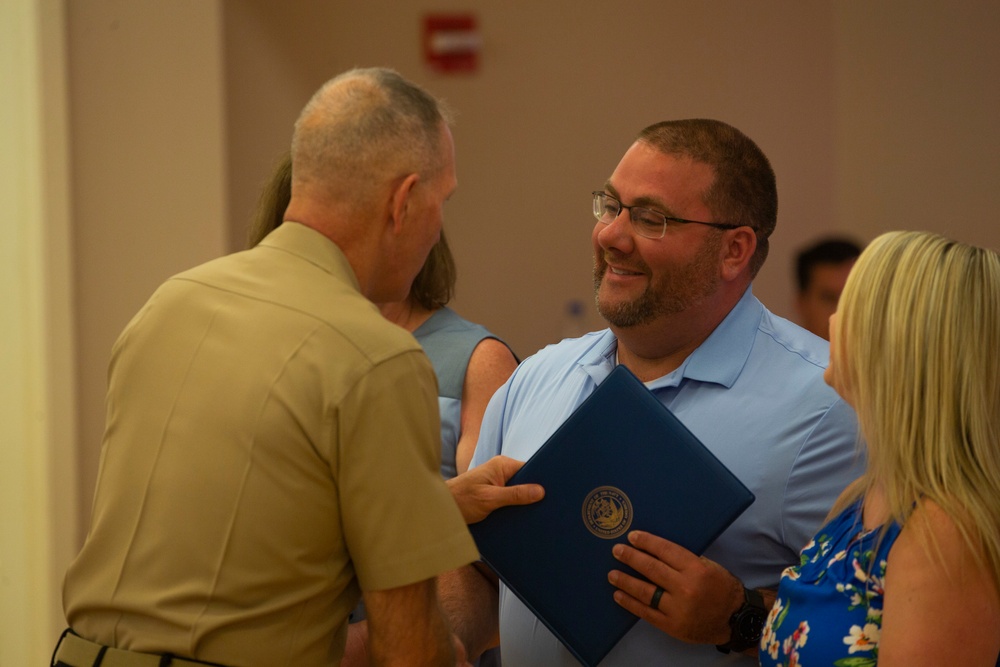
56, 67, 537, 667
794, 236, 862, 339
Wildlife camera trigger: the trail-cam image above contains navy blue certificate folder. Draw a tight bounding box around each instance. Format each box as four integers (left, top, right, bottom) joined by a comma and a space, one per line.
468, 365, 755, 666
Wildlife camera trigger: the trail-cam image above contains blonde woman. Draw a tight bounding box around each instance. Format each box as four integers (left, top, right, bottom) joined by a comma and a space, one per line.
761, 231, 1000, 666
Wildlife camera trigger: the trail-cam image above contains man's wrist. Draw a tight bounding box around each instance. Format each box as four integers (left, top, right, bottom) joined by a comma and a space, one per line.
715, 585, 768, 654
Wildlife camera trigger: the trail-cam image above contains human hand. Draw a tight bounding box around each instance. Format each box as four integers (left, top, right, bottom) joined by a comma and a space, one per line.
446, 455, 544, 524
607, 531, 744, 645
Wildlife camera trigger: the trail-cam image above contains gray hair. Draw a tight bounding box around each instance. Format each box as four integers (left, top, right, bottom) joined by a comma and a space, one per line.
291, 67, 452, 208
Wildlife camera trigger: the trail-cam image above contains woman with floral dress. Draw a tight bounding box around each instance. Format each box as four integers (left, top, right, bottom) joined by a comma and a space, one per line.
760, 231, 1000, 666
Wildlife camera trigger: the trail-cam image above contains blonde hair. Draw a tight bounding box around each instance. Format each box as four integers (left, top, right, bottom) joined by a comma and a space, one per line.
831, 231, 1000, 585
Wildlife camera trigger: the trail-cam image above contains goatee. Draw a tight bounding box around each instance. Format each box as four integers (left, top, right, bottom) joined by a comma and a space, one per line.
593, 235, 721, 328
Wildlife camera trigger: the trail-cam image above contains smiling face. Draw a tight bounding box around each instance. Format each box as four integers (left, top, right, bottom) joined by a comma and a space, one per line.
592, 141, 724, 329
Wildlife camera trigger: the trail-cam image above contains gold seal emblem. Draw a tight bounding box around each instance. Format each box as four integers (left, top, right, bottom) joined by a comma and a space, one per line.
582, 486, 633, 539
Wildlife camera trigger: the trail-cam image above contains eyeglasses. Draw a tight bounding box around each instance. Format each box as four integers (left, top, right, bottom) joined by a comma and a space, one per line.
591, 191, 741, 240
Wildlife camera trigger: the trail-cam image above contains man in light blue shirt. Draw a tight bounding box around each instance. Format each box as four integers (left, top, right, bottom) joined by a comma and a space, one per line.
459, 119, 861, 665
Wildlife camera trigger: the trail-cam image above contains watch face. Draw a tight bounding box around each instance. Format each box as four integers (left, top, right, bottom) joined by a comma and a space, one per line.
737, 608, 767, 641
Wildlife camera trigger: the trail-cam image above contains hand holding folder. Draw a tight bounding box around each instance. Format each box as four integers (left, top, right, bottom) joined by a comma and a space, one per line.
608, 528, 748, 645
469, 365, 755, 666
447, 455, 545, 524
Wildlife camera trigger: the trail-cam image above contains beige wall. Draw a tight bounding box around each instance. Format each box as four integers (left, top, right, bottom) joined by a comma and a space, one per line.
220, 0, 1000, 362
223, 1, 844, 360
2, 0, 77, 661
833, 1, 1000, 247
27, 0, 997, 657
67, 0, 229, 544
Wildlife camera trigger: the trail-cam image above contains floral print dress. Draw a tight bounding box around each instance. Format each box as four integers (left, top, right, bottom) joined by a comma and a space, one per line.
759, 500, 901, 667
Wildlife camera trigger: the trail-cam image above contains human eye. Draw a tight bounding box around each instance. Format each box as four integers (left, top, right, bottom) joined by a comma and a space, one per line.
595, 193, 620, 221
631, 207, 667, 235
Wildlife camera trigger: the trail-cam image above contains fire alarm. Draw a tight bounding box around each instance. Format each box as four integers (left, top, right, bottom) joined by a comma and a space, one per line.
423, 14, 480, 73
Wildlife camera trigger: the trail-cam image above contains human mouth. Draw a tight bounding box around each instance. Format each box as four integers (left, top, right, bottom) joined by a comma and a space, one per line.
601, 257, 647, 279
608, 266, 643, 276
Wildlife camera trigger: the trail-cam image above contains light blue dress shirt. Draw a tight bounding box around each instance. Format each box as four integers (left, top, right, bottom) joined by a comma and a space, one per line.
470, 288, 863, 666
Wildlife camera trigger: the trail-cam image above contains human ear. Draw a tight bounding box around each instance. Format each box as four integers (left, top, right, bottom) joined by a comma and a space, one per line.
389, 173, 420, 234
720, 226, 757, 281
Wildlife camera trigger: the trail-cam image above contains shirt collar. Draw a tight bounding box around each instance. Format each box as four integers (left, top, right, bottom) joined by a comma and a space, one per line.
258, 222, 361, 292
576, 330, 619, 385
676, 286, 761, 388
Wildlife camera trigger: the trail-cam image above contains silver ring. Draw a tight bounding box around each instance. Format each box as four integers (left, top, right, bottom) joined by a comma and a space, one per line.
649, 586, 665, 609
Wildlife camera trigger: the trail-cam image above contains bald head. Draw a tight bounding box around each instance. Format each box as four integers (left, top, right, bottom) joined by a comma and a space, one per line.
290, 68, 452, 213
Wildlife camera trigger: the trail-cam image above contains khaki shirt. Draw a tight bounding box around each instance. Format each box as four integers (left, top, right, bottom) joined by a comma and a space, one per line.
65, 223, 477, 666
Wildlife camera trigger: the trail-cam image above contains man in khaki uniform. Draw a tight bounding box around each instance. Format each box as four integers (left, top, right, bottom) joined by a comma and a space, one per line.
57, 68, 518, 667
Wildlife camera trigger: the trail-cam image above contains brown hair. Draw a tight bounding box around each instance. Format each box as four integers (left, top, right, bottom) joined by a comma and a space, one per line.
637, 119, 777, 278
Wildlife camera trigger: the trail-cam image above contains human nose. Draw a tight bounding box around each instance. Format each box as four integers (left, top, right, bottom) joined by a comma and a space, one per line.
595, 206, 635, 251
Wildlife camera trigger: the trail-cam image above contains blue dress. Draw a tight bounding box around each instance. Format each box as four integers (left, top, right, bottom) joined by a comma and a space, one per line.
759, 500, 901, 667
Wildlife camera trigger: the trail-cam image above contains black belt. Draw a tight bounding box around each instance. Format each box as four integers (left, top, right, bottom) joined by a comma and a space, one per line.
52, 629, 229, 667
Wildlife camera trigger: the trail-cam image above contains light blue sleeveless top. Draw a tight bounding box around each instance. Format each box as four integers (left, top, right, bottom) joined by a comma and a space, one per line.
413, 307, 512, 479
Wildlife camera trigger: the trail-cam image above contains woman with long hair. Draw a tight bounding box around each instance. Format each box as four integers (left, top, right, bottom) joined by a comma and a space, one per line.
761, 231, 1000, 666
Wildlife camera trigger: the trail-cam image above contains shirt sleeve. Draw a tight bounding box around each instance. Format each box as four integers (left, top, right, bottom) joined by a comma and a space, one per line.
337, 349, 478, 591
781, 397, 864, 552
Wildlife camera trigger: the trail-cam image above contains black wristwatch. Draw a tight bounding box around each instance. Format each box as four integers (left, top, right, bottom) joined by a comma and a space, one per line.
716, 586, 767, 654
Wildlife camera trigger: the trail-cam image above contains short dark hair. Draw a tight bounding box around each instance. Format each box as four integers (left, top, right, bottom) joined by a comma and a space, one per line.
637, 119, 777, 278
795, 237, 863, 292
